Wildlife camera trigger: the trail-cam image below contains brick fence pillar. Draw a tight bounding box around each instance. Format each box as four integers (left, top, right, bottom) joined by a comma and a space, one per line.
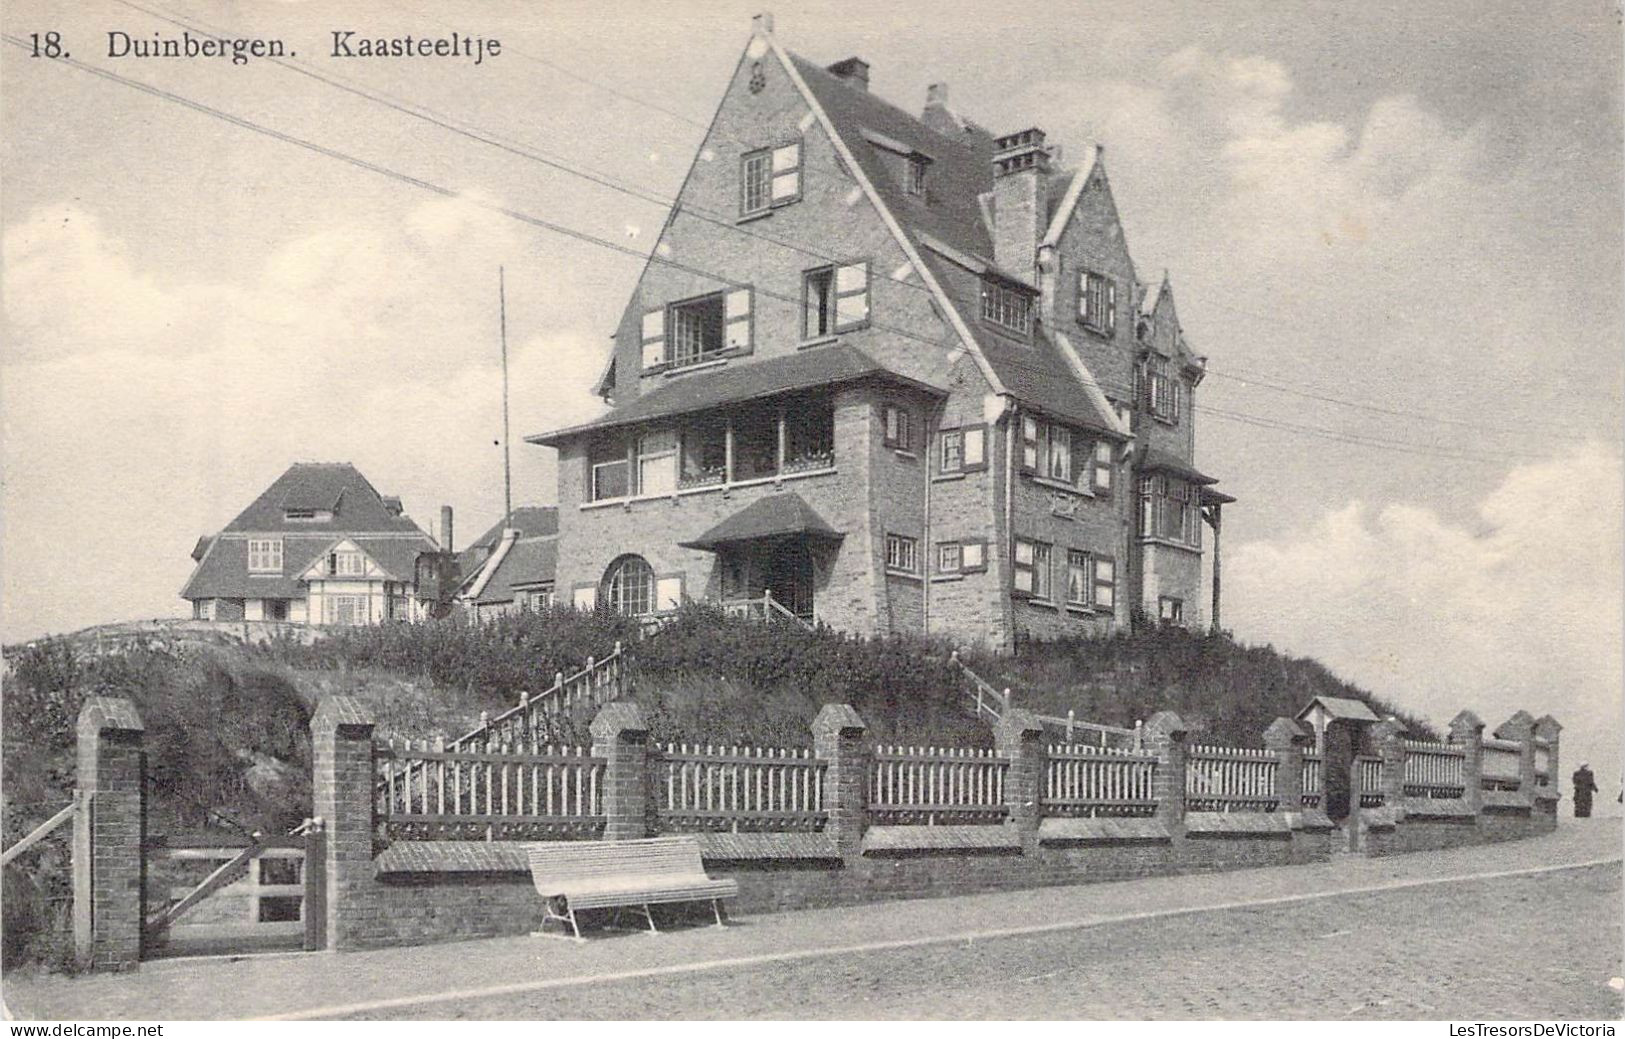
310, 695, 377, 951
812, 704, 869, 858
73, 696, 146, 972
1143, 711, 1188, 838
1448, 710, 1485, 816
1534, 714, 1562, 805
1494, 710, 1538, 797
994, 708, 1044, 849
590, 702, 650, 840
1263, 717, 1309, 814
1370, 717, 1408, 810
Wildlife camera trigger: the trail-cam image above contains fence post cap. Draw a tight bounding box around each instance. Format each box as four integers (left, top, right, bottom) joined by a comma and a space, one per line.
1493, 710, 1536, 741
309, 695, 375, 734
1370, 717, 1407, 744
1143, 711, 1188, 742
1533, 714, 1563, 738
1262, 716, 1309, 749
589, 700, 649, 740
811, 703, 867, 737
994, 707, 1043, 742
1447, 709, 1485, 736
76, 695, 144, 736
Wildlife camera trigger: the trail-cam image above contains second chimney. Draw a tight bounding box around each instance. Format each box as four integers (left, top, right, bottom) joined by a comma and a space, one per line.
827, 57, 869, 91
990, 127, 1053, 286
441, 505, 454, 553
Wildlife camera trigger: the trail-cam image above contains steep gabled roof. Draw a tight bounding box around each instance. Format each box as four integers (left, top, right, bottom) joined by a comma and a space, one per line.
779, 44, 1120, 436
469, 536, 558, 606
459, 506, 558, 573
222, 463, 427, 535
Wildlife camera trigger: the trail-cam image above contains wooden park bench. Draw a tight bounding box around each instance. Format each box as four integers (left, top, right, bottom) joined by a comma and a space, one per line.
527, 835, 738, 940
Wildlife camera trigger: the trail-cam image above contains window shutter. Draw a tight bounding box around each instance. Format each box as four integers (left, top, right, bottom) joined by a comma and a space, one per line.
1077, 271, 1089, 323
771, 142, 802, 203
655, 576, 683, 612
572, 584, 598, 610
962, 540, 986, 571
1092, 440, 1113, 492
834, 262, 870, 330
725, 288, 753, 353
963, 425, 986, 468
1106, 280, 1117, 334
640, 308, 666, 368
1093, 557, 1116, 608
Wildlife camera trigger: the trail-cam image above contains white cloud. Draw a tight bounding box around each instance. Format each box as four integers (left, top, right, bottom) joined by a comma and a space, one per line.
1, 199, 605, 641
1228, 443, 1623, 803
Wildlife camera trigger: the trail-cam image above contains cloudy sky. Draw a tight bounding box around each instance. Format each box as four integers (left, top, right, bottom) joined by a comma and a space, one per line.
2, 1, 1620, 794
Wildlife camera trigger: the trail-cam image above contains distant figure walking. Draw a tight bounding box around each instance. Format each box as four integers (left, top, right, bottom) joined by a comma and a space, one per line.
1571, 764, 1599, 818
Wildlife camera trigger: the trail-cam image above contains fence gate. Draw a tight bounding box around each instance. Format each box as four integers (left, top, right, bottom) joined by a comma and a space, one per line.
140, 822, 325, 960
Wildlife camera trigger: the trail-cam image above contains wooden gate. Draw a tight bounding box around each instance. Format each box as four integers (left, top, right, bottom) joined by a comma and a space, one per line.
141, 822, 325, 959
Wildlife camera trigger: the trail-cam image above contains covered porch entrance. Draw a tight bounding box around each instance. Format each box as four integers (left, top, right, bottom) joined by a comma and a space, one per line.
680, 492, 842, 625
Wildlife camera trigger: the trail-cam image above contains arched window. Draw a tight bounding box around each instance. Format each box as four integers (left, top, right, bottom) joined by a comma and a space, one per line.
602, 555, 656, 616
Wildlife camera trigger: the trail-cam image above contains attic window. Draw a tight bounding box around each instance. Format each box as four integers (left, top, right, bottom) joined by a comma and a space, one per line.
1079, 271, 1117, 335
741, 141, 802, 216
284, 508, 317, 521
905, 155, 928, 197
980, 279, 1032, 335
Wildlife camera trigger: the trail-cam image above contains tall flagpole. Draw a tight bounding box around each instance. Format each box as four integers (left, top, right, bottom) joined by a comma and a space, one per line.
500, 265, 512, 530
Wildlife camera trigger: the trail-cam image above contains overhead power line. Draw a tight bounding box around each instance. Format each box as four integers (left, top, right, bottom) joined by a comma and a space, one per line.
5, 32, 1542, 469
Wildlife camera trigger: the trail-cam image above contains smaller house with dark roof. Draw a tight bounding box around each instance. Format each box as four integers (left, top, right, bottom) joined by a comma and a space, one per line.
455, 506, 560, 619
182, 463, 440, 625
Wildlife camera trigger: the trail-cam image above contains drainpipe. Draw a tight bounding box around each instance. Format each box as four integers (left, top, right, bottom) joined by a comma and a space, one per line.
922, 396, 948, 636
1001, 395, 1016, 651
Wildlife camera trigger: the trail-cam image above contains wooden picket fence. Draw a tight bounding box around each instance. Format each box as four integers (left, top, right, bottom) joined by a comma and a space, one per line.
654, 743, 826, 833
1042, 744, 1158, 817
375, 738, 606, 841
1185, 743, 1279, 812
1356, 755, 1385, 806
1403, 740, 1467, 798
1301, 754, 1324, 809
869, 745, 1007, 825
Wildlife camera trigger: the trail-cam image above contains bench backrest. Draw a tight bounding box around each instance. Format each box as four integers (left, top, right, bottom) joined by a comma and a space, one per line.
528, 836, 706, 885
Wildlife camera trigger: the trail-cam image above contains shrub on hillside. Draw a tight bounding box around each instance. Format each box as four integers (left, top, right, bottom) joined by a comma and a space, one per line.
961, 625, 1433, 745
258, 608, 641, 702
626, 606, 986, 745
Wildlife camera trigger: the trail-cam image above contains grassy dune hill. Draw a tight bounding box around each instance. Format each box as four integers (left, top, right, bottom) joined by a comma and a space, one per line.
3, 607, 1416, 967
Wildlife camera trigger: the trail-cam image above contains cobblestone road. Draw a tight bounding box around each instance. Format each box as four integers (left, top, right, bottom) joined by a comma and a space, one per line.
5, 819, 1619, 1021
414, 864, 1619, 1020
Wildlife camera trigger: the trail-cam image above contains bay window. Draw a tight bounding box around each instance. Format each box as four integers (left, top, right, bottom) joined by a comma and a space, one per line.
1138, 474, 1202, 547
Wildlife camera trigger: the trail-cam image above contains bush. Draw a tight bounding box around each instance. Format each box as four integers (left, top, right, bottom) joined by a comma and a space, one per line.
960, 625, 1433, 745
258, 608, 641, 702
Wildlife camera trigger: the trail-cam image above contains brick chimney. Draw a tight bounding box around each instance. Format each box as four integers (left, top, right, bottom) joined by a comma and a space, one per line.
827, 57, 869, 91
990, 128, 1052, 286
440, 505, 454, 553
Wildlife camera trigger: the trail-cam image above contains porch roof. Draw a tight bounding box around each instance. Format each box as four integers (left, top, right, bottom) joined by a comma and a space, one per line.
679, 492, 844, 551
1296, 696, 1380, 724
526, 345, 943, 447
1138, 445, 1220, 486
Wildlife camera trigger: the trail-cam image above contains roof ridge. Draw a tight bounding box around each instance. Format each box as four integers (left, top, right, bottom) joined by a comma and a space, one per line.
786, 50, 979, 160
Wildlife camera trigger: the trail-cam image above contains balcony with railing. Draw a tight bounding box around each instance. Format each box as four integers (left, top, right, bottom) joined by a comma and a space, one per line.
586, 394, 837, 507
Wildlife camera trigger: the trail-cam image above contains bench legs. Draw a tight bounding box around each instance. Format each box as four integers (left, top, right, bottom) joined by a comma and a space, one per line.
535, 898, 584, 942
712, 899, 725, 928
638, 903, 657, 934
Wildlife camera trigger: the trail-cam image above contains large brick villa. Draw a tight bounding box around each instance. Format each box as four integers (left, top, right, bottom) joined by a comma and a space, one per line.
528, 16, 1232, 649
